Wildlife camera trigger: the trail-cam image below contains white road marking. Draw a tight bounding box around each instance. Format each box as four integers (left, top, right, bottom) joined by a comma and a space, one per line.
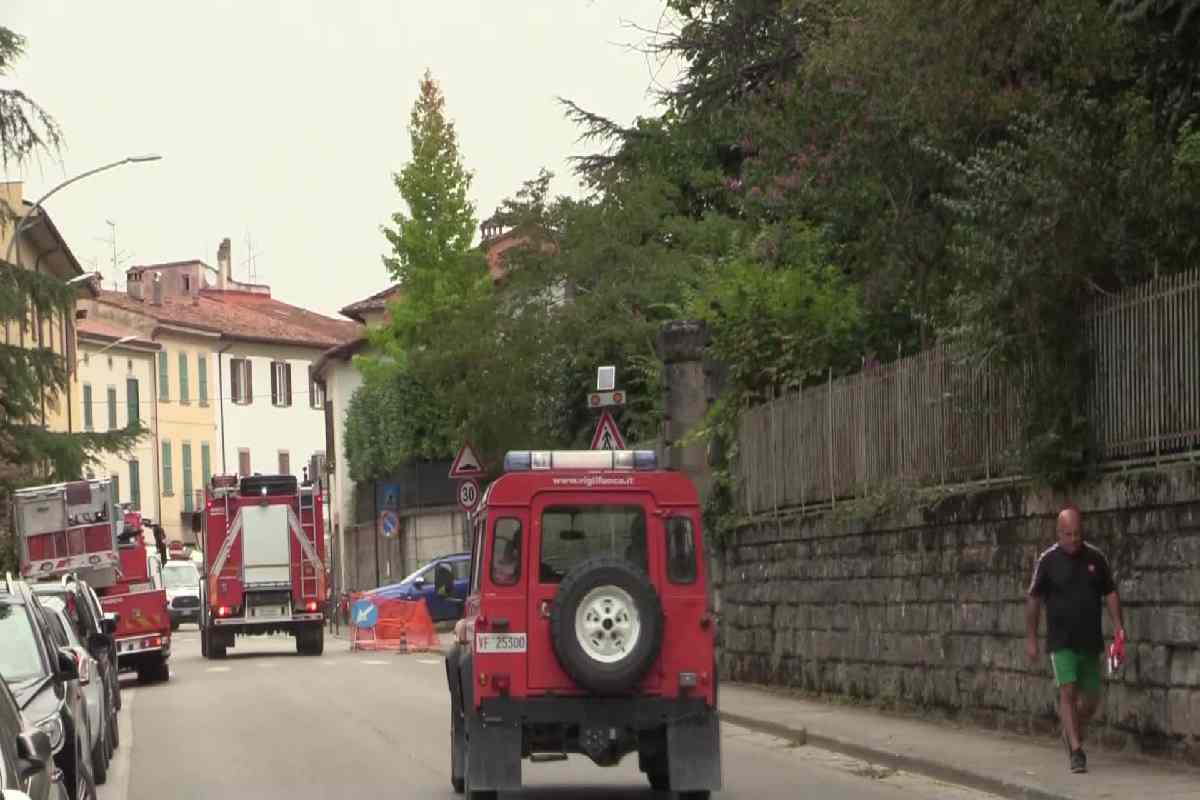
362, 659, 387, 665
417, 658, 441, 665
205, 666, 232, 673
256, 662, 276, 668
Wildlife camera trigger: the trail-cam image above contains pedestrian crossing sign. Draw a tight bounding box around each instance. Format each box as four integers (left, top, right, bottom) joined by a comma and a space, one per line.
590, 411, 626, 451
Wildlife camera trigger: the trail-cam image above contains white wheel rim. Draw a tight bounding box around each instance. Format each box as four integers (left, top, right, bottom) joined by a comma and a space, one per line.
575, 585, 641, 664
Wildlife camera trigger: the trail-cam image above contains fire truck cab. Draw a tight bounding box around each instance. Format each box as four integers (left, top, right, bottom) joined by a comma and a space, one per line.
197, 473, 327, 658
446, 449, 721, 799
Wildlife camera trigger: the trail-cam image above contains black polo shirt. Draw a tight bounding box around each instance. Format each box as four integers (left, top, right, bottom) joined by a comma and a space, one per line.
1028, 542, 1116, 654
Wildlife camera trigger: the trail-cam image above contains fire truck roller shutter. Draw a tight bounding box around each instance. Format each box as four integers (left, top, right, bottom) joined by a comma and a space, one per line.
548, 556, 664, 695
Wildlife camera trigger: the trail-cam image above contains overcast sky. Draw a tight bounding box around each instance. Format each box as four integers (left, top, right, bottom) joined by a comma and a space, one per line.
6, 1, 678, 316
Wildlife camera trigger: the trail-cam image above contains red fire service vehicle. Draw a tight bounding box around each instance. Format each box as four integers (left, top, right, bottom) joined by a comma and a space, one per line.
14, 479, 121, 586
197, 473, 327, 658
445, 449, 721, 799
99, 509, 172, 683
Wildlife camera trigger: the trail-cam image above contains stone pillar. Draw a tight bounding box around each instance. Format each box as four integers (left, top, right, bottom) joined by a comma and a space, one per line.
656, 320, 714, 502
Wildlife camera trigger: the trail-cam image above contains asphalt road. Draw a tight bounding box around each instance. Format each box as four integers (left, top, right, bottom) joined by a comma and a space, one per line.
98, 628, 1000, 800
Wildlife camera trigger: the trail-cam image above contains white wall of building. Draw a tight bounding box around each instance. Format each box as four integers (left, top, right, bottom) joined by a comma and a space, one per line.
77, 342, 159, 516
321, 358, 363, 592
216, 342, 328, 480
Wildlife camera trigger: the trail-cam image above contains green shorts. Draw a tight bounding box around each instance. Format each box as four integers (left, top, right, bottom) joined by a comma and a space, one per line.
1050, 649, 1102, 693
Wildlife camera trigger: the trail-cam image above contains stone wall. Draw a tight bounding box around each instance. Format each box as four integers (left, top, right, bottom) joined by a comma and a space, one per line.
717, 465, 1200, 762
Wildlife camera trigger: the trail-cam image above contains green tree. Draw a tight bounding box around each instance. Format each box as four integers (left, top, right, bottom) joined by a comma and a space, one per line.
346, 70, 488, 481
1, 27, 143, 572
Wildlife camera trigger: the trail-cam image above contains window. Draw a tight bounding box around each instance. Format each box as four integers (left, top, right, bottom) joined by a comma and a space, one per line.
271, 361, 292, 407
158, 351, 169, 401
82, 383, 94, 430
278, 450, 290, 475
161, 441, 173, 496
178, 352, 190, 404
201, 442, 212, 487
182, 442, 194, 512
230, 358, 253, 404
308, 365, 324, 409
107, 386, 118, 430
238, 448, 251, 476
129, 459, 141, 511
539, 505, 647, 584
111, 473, 120, 505
490, 519, 522, 586
470, 520, 485, 594
182, 275, 190, 293
666, 517, 698, 584
126, 377, 140, 427
452, 558, 471, 582
197, 355, 208, 406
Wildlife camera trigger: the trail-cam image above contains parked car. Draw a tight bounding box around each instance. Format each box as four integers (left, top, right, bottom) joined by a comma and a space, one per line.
367, 553, 470, 622
36, 598, 110, 786
160, 559, 202, 630
31, 579, 121, 739
0, 576, 96, 800
0, 675, 65, 800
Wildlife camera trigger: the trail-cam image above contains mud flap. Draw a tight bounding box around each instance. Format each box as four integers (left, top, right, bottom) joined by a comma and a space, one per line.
667, 709, 722, 792
461, 653, 522, 792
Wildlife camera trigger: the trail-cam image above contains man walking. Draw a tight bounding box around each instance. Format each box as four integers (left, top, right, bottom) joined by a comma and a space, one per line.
1026, 506, 1126, 774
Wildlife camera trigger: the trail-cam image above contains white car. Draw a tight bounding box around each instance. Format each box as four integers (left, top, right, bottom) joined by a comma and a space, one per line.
38, 598, 110, 787
162, 560, 202, 630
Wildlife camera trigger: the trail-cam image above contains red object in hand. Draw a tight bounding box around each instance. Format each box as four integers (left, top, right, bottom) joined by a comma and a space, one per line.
1108, 629, 1127, 676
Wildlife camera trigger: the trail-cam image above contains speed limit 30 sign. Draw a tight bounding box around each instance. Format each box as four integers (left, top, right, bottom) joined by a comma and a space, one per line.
457, 479, 481, 512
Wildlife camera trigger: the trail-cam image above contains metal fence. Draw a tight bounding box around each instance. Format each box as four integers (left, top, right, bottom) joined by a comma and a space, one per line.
737, 268, 1200, 516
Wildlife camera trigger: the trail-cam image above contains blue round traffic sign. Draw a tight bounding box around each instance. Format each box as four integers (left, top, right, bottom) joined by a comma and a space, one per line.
379, 510, 399, 539
351, 599, 379, 629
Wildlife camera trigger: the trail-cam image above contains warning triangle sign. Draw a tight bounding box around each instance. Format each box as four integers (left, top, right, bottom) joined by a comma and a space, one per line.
449, 442, 485, 478
590, 411, 626, 451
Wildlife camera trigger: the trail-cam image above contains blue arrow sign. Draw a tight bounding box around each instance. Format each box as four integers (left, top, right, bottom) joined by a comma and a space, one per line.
351, 599, 379, 630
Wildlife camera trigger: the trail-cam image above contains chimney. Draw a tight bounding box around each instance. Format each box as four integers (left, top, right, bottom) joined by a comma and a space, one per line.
217, 238, 231, 290
127, 270, 144, 301
150, 272, 163, 306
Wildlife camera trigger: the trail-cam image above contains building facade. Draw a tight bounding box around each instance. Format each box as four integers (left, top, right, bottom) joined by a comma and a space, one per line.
75, 321, 160, 517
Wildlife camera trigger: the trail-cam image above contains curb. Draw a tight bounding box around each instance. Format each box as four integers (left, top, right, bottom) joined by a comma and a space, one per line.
718, 711, 1069, 800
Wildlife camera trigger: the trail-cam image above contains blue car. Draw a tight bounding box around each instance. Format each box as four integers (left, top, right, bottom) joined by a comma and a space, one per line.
367, 553, 470, 622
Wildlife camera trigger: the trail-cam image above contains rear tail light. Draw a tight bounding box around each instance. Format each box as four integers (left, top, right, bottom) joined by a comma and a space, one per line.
217, 606, 231, 617
305, 600, 318, 613
490, 673, 511, 694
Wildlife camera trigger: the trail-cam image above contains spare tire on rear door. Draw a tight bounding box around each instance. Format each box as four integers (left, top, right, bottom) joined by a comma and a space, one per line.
549, 556, 663, 695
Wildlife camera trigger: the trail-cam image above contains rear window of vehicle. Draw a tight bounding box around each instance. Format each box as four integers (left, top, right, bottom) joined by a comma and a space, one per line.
666, 516, 698, 584
539, 505, 646, 583
162, 562, 200, 589
0, 604, 46, 683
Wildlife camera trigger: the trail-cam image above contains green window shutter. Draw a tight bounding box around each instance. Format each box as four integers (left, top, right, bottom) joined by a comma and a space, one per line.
158, 352, 169, 401
182, 442, 194, 512
179, 352, 190, 403
126, 378, 140, 427
83, 384, 93, 430
129, 460, 141, 511
198, 355, 208, 406
107, 387, 118, 429
201, 442, 212, 487
111, 474, 119, 505
162, 441, 173, 495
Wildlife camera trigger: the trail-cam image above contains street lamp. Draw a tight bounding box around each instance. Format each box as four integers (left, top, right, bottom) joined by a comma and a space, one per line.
78, 334, 138, 366
4, 154, 164, 268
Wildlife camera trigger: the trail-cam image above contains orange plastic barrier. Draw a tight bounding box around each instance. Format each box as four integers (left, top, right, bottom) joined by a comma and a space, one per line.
349, 594, 440, 653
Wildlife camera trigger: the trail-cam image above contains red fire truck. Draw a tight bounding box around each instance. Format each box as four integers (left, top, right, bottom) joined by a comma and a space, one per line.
197, 473, 327, 658
98, 509, 172, 682
14, 479, 121, 586
13, 480, 172, 683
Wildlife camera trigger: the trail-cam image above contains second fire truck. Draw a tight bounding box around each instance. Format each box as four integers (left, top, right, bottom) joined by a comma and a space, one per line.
197, 473, 328, 658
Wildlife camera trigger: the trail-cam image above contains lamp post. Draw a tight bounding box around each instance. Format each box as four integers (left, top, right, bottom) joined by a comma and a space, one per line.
4, 154, 163, 268
78, 334, 138, 365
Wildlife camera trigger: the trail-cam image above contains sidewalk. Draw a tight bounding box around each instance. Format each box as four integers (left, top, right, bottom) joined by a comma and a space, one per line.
719, 683, 1198, 800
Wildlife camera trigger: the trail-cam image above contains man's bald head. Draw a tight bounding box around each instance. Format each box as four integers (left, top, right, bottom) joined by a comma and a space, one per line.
1057, 505, 1084, 554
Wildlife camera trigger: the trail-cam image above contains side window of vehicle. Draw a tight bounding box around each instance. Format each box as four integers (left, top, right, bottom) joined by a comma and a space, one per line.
490, 519, 522, 587
666, 516, 698, 585
452, 558, 471, 582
